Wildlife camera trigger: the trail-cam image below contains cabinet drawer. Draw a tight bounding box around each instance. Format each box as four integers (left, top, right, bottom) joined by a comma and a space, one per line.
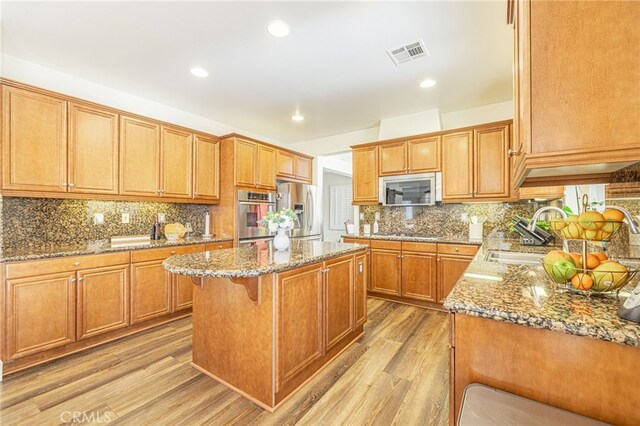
131, 244, 205, 263
6, 252, 130, 279
205, 241, 234, 251
369, 240, 402, 250
401, 241, 437, 253
343, 237, 369, 245
437, 244, 479, 257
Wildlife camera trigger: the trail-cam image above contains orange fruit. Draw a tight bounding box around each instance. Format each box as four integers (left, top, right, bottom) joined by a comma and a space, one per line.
602, 208, 625, 222
568, 252, 582, 267
572, 273, 594, 290
579, 253, 601, 270
593, 252, 608, 262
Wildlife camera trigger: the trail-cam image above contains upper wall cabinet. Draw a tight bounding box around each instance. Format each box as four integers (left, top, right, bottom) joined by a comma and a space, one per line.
352, 146, 379, 205
276, 149, 313, 183
509, 0, 640, 187
160, 126, 192, 199
441, 131, 474, 200
119, 116, 161, 197
2, 86, 68, 192
68, 102, 119, 195
378, 137, 441, 176
256, 144, 277, 190
193, 134, 220, 202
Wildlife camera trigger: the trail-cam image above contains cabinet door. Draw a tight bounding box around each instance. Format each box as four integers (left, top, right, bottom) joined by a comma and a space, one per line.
378, 142, 407, 176
511, 0, 528, 185
296, 156, 312, 182
370, 249, 401, 296
2, 85, 67, 192
352, 146, 379, 204
173, 274, 194, 311
235, 139, 257, 187
354, 252, 368, 327
68, 102, 119, 195
437, 255, 472, 303
205, 241, 234, 251
131, 260, 172, 324
5, 272, 76, 360
276, 150, 296, 178
442, 131, 473, 200
408, 136, 440, 173
256, 144, 276, 190
161, 126, 192, 198
276, 264, 324, 392
120, 116, 161, 197
401, 252, 437, 302
77, 265, 129, 340
474, 125, 510, 199
193, 135, 220, 201
324, 255, 354, 351
519, 185, 565, 200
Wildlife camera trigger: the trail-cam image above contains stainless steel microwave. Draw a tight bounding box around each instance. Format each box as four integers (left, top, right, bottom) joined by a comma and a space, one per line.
378, 173, 442, 206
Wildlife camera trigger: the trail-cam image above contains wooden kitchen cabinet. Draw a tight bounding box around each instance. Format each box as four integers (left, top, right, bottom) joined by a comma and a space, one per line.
2, 85, 67, 193
119, 116, 161, 197
276, 150, 296, 178
172, 274, 195, 312
509, 0, 640, 187
68, 102, 119, 195
474, 124, 510, 199
296, 156, 312, 183
324, 255, 354, 351
352, 146, 379, 204
161, 126, 192, 199
401, 251, 437, 302
437, 255, 474, 303
442, 131, 473, 200
193, 134, 220, 201
519, 185, 564, 200
354, 252, 368, 327
5, 272, 77, 360
408, 136, 440, 173
77, 264, 130, 340
234, 138, 258, 188
277, 263, 324, 392
205, 241, 234, 251
257, 144, 277, 190
370, 248, 401, 296
379, 141, 407, 176
130, 260, 172, 324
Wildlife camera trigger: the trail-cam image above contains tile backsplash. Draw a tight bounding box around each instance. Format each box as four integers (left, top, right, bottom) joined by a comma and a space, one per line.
2, 197, 210, 249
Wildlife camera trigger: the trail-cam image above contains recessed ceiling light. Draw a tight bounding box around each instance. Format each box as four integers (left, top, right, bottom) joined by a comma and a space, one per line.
268, 21, 290, 37
291, 114, 304, 122
420, 79, 437, 88
190, 67, 209, 78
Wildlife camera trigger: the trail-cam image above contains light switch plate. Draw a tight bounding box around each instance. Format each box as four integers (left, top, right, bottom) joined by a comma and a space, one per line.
121, 212, 130, 224
93, 213, 104, 225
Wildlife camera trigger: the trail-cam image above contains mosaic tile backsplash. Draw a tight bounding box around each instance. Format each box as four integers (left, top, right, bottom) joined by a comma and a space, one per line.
2, 197, 210, 250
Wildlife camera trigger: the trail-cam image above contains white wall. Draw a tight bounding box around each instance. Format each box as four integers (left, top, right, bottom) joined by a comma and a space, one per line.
440, 101, 513, 130
323, 171, 352, 243
0, 54, 281, 145
377, 108, 441, 140
288, 127, 379, 157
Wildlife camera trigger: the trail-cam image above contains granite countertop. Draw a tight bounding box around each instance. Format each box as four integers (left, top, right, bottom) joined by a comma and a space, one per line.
342, 233, 484, 245
0, 235, 234, 262
163, 239, 368, 278
444, 239, 640, 348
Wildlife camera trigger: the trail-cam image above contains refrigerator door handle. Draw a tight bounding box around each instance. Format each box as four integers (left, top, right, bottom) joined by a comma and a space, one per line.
306, 187, 313, 233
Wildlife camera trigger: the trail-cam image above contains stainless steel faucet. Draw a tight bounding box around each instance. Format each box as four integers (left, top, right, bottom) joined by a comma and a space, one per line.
528, 206, 568, 232
605, 206, 640, 234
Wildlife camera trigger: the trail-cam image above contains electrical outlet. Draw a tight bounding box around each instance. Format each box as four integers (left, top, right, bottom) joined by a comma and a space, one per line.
359, 213, 365, 220
121, 212, 130, 224
93, 213, 104, 225
157, 213, 166, 223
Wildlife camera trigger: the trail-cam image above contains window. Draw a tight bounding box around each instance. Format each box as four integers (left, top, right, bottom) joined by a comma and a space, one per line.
329, 184, 353, 230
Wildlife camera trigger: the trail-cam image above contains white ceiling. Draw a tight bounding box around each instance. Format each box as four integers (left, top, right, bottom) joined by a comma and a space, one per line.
0, 1, 513, 144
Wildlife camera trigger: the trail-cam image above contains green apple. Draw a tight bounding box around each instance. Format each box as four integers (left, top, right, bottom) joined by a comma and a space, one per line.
549, 259, 578, 283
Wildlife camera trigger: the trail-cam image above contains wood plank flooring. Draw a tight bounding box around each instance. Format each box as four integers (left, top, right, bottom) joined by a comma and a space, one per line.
0, 299, 450, 425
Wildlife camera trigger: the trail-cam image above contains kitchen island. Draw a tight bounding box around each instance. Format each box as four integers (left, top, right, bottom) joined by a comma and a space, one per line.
444, 241, 640, 425
163, 240, 368, 411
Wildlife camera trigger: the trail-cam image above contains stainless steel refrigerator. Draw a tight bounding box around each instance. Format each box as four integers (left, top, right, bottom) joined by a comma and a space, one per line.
276, 182, 323, 241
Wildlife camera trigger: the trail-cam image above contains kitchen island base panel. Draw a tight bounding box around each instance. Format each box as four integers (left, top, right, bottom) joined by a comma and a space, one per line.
450, 313, 640, 426
191, 266, 365, 411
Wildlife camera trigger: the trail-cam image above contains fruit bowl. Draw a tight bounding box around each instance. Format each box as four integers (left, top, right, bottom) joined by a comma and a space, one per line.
549, 219, 624, 242
541, 259, 638, 294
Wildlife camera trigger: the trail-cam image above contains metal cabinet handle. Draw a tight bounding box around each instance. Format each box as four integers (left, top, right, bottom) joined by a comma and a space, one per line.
69, 183, 75, 187
171, 250, 176, 255
62, 183, 68, 187
508, 149, 520, 157
78, 277, 83, 282
455, 248, 459, 252
74, 261, 80, 266
71, 278, 76, 283
218, 245, 223, 249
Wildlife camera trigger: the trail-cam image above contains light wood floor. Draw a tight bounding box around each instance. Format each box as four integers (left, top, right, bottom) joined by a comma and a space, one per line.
0, 299, 450, 425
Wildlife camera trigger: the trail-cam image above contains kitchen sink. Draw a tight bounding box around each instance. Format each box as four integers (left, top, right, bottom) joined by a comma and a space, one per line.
484, 250, 544, 265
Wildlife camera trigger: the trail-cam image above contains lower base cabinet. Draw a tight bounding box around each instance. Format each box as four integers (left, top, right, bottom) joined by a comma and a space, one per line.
437, 255, 474, 303
370, 247, 402, 295
401, 251, 438, 302
131, 260, 172, 324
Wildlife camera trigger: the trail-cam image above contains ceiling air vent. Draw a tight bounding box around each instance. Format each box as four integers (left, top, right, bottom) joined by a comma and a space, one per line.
387, 39, 429, 66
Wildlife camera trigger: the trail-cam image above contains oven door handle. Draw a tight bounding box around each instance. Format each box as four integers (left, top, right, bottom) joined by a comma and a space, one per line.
239, 201, 276, 206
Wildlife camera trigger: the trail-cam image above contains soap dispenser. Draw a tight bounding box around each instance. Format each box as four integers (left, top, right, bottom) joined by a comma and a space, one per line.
373, 212, 380, 234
